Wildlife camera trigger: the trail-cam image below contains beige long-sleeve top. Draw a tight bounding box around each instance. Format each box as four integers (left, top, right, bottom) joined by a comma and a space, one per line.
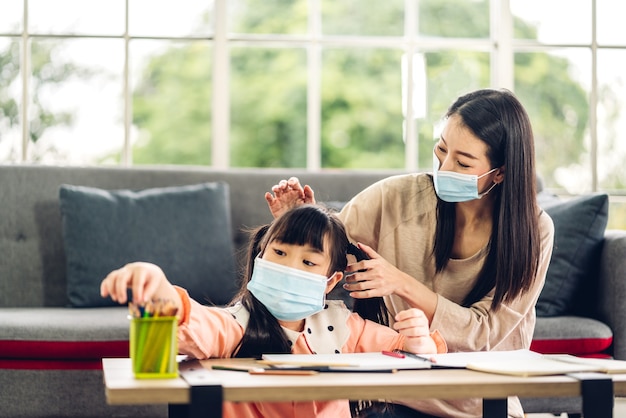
338, 173, 555, 418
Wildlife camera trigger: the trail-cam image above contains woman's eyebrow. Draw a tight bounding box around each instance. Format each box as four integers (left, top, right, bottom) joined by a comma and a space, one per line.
440, 135, 479, 160
457, 150, 479, 160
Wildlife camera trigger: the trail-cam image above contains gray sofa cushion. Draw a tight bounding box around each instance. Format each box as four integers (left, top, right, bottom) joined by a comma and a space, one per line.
531, 315, 613, 355
537, 193, 609, 317
59, 183, 238, 308
0, 307, 130, 342
0, 307, 130, 360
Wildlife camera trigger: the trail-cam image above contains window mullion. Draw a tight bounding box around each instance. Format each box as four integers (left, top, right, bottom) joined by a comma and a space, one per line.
491, 0, 513, 90
590, 0, 598, 191
307, 0, 322, 170
404, 0, 418, 171
123, 0, 131, 166
21, 0, 29, 161
212, 0, 230, 168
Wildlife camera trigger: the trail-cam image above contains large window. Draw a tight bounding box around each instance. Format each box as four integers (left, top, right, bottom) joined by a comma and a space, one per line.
1, 0, 625, 225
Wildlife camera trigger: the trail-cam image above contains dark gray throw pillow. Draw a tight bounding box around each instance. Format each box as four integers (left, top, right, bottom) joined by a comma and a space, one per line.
536, 193, 609, 317
59, 182, 238, 308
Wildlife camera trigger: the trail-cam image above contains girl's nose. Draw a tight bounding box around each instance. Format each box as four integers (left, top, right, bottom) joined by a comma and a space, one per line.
283, 257, 301, 270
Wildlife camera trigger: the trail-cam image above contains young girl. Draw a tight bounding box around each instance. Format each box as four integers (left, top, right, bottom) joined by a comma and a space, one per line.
100, 204, 447, 418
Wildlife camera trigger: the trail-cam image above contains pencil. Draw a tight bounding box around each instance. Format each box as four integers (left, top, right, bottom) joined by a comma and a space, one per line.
249, 369, 319, 375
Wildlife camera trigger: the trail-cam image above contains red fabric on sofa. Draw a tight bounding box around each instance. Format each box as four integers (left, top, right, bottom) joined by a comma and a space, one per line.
0, 359, 105, 370
531, 336, 613, 358
0, 340, 129, 370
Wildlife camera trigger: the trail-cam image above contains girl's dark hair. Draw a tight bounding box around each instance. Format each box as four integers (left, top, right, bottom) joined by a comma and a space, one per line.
346, 243, 389, 326
433, 88, 541, 310
232, 204, 389, 358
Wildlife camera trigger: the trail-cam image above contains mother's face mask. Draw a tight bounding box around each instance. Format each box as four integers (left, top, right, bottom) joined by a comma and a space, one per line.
432, 150, 497, 202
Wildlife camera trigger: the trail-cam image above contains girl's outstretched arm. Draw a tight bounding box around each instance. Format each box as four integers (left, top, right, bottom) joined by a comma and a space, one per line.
100, 262, 182, 314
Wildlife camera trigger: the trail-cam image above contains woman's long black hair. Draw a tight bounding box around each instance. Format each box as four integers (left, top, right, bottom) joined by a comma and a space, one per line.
433, 89, 541, 310
230, 204, 387, 358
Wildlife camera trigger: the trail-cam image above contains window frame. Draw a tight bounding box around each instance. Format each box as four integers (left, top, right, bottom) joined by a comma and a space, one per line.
3, 0, 618, 198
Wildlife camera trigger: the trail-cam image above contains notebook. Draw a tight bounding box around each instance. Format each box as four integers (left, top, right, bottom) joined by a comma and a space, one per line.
463, 352, 626, 377
260, 352, 432, 372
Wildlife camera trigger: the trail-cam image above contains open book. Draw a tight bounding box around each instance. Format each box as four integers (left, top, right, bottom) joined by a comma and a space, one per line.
260, 352, 432, 372
460, 351, 626, 377
541, 354, 626, 375
260, 350, 626, 376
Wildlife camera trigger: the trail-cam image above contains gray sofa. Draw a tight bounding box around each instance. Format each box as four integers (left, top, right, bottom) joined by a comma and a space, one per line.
1, 164, 625, 417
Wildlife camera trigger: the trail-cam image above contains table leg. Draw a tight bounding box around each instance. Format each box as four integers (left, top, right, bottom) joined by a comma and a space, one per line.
483, 398, 507, 418
566, 372, 613, 418
168, 384, 223, 418
580, 376, 613, 418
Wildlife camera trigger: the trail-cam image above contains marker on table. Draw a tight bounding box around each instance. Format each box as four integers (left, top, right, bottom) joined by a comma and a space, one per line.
382, 350, 405, 359
249, 369, 319, 376
394, 349, 435, 363
212, 365, 318, 375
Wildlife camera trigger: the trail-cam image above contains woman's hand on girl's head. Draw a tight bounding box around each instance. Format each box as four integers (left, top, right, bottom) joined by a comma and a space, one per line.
343, 243, 409, 299
394, 308, 438, 355
100, 262, 179, 307
264, 177, 316, 219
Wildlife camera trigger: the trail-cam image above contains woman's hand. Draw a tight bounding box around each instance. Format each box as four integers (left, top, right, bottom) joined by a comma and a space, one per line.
100, 262, 181, 309
264, 176, 316, 219
394, 308, 437, 354
345, 243, 438, 321
344, 243, 411, 299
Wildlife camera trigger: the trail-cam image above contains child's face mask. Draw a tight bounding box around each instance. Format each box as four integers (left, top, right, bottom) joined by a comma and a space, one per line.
247, 257, 330, 321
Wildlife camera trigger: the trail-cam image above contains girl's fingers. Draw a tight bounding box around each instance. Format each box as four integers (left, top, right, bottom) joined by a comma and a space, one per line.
395, 308, 426, 322
394, 308, 430, 336
138, 269, 163, 305
113, 268, 133, 304
100, 273, 112, 298
130, 268, 149, 304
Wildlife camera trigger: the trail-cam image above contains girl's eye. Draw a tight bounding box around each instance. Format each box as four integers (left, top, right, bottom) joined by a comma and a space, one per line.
273, 248, 285, 256
303, 260, 316, 267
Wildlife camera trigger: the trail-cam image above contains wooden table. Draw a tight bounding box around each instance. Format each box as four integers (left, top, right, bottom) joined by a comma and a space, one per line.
103, 357, 626, 418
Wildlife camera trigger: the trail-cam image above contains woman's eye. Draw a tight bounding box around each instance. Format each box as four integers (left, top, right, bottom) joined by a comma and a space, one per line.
457, 161, 470, 168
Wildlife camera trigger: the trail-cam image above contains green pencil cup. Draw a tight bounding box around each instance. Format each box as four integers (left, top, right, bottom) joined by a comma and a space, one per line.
130, 316, 178, 379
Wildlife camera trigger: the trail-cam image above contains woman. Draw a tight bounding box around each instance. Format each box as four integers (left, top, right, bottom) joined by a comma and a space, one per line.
265, 88, 555, 418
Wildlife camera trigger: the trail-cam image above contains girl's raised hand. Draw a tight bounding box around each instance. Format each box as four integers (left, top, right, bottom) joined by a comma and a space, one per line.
393, 308, 437, 354
100, 262, 180, 308
264, 176, 316, 219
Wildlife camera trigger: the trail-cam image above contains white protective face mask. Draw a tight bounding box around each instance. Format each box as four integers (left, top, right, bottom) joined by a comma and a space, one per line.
247, 257, 330, 321
432, 150, 497, 203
